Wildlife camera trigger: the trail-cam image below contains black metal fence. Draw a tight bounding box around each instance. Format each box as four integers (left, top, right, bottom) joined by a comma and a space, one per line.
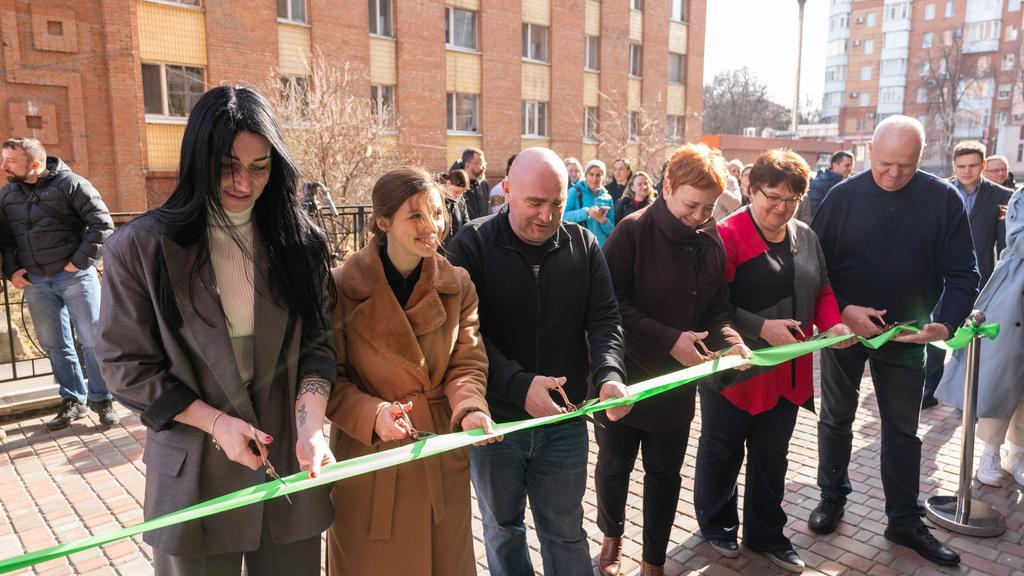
0, 205, 371, 384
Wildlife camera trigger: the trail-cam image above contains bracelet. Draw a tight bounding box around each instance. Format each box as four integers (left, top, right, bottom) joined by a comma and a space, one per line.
210, 412, 224, 451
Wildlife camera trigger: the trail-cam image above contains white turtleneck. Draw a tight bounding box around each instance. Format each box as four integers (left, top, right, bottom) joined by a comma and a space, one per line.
208, 206, 255, 387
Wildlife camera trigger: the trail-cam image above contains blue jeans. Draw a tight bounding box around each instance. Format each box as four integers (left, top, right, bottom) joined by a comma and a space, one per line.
24, 267, 110, 403
470, 421, 591, 576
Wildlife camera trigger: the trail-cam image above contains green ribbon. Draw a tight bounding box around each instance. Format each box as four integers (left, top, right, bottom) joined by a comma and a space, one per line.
0, 322, 999, 573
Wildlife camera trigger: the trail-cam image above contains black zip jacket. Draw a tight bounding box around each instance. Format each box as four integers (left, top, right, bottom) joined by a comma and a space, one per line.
446, 210, 626, 424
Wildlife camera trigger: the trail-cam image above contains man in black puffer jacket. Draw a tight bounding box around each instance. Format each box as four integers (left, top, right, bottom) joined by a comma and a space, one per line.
807, 150, 854, 219
0, 137, 117, 430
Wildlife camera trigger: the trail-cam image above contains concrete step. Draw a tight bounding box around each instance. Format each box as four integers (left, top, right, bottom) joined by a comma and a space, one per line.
0, 374, 60, 419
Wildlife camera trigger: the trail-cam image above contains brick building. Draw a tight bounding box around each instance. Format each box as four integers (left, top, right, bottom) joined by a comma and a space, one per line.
822, 0, 1024, 175
0, 0, 705, 211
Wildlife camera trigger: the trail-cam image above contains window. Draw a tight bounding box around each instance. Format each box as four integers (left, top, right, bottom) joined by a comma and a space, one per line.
585, 36, 600, 71
883, 31, 908, 49
922, 32, 933, 48
978, 56, 991, 75
446, 92, 478, 133
1011, 0, 1022, 11
919, 60, 930, 76
999, 83, 1012, 100
825, 65, 847, 82
997, 111, 1008, 126
879, 86, 903, 104
370, 84, 395, 128
671, 0, 686, 22
584, 107, 598, 142
629, 44, 642, 77
860, 65, 872, 80
522, 23, 549, 62
280, 75, 309, 112
521, 101, 548, 137
880, 59, 906, 77
668, 52, 684, 84
924, 3, 935, 19
1004, 53, 1016, 71
964, 20, 1001, 45
628, 111, 640, 142
866, 12, 876, 26
1007, 25, 1019, 42
142, 63, 204, 118
368, 0, 392, 37
884, 2, 910, 21
856, 118, 869, 132
631, 0, 643, 10
942, 29, 954, 46
445, 7, 478, 51
917, 87, 929, 103
277, 0, 306, 23
666, 114, 684, 144
827, 39, 848, 56
830, 14, 849, 31
945, 0, 954, 17
864, 39, 874, 54
858, 92, 870, 106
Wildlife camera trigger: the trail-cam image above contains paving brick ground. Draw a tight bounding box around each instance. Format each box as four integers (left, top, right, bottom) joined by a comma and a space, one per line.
2, 365, 1024, 575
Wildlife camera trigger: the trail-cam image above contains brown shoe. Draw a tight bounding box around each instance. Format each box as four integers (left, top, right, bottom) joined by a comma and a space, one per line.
598, 536, 623, 576
641, 561, 665, 576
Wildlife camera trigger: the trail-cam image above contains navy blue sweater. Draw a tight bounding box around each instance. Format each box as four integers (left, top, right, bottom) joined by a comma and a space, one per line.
811, 170, 980, 332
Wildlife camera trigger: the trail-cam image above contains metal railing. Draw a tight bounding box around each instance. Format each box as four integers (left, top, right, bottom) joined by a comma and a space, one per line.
0, 205, 371, 384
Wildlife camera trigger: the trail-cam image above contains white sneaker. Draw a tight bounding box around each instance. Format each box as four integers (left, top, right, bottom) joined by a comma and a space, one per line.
1008, 451, 1024, 486
977, 452, 1004, 486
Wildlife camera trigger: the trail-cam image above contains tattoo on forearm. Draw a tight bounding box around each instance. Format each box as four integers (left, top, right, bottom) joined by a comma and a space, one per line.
298, 403, 309, 428
298, 376, 331, 399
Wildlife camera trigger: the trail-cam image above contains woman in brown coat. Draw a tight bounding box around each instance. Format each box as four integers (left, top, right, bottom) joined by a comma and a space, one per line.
326, 167, 495, 576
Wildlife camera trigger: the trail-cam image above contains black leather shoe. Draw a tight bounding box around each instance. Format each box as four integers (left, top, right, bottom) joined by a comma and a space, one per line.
921, 394, 939, 409
808, 499, 845, 534
46, 398, 88, 431
705, 538, 739, 559
765, 548, 806, 573
884, 525, 960, 567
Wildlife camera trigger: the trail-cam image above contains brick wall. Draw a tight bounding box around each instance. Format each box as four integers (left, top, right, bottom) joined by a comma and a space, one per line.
549, 0, 584, 161
684, 0, 707, 144
480, 0, 522, 176
395, 0, 447, 169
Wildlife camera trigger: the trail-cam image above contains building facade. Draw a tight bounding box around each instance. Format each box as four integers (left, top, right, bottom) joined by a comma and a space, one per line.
0, 0, 705, 211
822, 0, 1024, 174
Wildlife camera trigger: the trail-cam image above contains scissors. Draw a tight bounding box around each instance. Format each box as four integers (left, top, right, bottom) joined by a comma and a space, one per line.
393, 401, 436, 441
549, 379, 605, 428
248, 425, 292, 505
871, 318, 917, 333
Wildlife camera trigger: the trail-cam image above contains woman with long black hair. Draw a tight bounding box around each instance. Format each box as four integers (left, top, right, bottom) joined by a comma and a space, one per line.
96, 85, 337, 575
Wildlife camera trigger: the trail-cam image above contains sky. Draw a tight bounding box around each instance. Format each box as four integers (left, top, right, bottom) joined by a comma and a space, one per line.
703, 0, 829, 114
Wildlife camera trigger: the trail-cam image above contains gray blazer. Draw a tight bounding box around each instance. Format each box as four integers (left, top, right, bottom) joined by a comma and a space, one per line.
95, 214, 336, 556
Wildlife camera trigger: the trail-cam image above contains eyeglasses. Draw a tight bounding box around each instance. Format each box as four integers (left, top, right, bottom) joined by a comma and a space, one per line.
756, 189, 802, 208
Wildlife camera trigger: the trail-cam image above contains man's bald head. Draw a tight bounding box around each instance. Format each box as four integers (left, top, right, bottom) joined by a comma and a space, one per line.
506, 147, 568, 245
872, 115, 925, 158
869, 115, 925, 192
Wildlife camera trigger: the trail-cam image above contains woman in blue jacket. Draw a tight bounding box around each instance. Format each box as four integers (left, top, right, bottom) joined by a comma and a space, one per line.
565, 159, 615, 246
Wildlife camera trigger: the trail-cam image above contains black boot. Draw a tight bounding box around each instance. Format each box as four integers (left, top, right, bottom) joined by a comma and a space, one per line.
808, 498, 845, 534
88, 400, 120, 426
46, 398, 88, 431
884, 525, 960, 566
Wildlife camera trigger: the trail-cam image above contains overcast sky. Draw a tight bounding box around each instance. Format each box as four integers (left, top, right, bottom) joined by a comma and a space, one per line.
703, 0, 829, 113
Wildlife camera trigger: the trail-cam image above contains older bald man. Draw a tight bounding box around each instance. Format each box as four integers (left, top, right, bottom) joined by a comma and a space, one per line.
447, 147, 629, 576
808, 116, 978, 567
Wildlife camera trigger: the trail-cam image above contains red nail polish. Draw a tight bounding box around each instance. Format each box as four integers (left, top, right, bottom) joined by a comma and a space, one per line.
310, 471, 317, 478
265, 435, 273, 443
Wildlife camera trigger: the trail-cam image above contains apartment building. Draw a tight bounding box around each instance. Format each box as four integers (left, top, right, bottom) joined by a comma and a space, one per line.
822, 0, 1023, 174
0, 0, 705, 211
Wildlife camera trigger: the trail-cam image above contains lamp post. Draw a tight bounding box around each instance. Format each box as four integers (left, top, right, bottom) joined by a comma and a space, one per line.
792, 0, 807, 135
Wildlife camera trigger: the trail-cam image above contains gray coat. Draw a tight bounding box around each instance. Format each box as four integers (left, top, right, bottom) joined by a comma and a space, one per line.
0, 157, 114, 277
936, 188, 1024, 419
95, 214, 336, 556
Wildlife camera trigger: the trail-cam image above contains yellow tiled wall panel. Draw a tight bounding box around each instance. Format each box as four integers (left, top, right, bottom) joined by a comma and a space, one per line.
522, 0, 551, 25
446, 51, 482, 93
145, 123, 185, 172
447, 0, 480, 10
585, 0, 601, 36
629, 10, 643, 43
522, 62, 550, 102
370, 37, 397, 85
447, 135, 483, 166
667, 85, 686, 115
278, 23, 311, 75
521, 137, 551, 149
582, 143, 599, 162
669, 22, 688, 54
626, 143, 640, 166
583, 72, 600, 107
137, 0, 206, 65
628, 78, 642, 110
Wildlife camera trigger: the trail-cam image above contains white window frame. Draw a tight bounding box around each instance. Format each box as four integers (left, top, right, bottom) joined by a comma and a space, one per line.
919, 60, 930, 76
629, 43, 643, 78
668, 52, 684, 84
924, 3, 935, 20
864, 39, 874, 54
585, 36, 600, 71
584, 107, 599, 142
666, 114, 684, 144
917, 87, 929, 103
922, 32, 933, 48
631, 0, 643, 11
671, 0, 686, 22
522, 100, 548, 137
1004, 53, 1016, 71
521, 23, 549, 63
277, 0, 307, 24
999, 83, 1012, 100
866, 12, 876, 26
368, 0, 393, 38
945, 0, 954, 17
1006, 25, 1018, 42
860, 65, 872, 81
446, 92, 479, 134
142, 62, 205, 122
445, 6, 478, 52
858, 92, 870, 107
628, 111, 640, 143
370, 84, 395, 129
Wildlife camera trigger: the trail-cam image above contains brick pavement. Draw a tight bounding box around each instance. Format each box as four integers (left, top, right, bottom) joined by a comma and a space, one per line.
2, 368, 1024, 576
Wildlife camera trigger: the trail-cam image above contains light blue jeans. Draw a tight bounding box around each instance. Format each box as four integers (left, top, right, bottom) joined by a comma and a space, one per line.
24, 267, 110, 403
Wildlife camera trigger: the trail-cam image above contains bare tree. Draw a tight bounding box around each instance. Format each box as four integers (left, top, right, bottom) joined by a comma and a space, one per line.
591, 91, 667, 174
702, 67, 791, 135
921, 31, 992, 171
268, 50, 404, 205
